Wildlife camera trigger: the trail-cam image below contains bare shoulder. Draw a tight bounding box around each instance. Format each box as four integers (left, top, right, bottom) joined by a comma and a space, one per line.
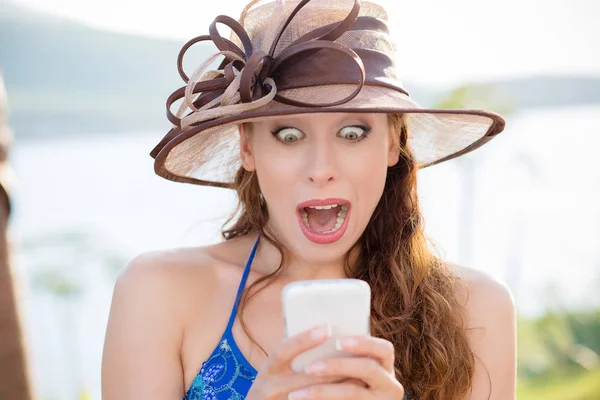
447, 264, 517, 400
102, 241, 249, 399
113, 235, 256, 310
449, 264, 515, 318
115, 246, 221, 303
108, 247, 220, 332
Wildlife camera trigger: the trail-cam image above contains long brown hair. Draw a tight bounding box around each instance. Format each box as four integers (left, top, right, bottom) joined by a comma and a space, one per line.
222, 114, 475, 400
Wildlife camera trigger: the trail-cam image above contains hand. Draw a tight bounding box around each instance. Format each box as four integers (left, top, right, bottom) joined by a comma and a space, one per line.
246, 325, 349, 400
288, 335, 405, 399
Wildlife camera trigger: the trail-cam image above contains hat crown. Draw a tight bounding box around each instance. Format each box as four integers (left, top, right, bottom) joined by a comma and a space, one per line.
234, 0, 393, 59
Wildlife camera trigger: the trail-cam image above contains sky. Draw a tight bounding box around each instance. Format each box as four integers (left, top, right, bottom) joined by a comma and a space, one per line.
7, 0, 600, 86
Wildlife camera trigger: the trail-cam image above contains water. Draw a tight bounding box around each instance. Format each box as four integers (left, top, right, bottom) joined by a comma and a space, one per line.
9, 104, 600, 399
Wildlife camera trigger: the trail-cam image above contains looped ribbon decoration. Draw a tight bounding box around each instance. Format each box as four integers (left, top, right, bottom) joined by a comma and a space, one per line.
152, 0, 365, 158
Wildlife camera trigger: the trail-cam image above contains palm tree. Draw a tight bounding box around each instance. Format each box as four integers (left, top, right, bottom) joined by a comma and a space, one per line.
0, 73, 34, 399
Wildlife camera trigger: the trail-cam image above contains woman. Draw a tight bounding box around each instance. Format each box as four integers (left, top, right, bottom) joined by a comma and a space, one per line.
101, 0, 516, 399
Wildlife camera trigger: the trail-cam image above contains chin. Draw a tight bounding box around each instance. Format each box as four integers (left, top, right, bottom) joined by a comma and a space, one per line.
290, 221, 360, 265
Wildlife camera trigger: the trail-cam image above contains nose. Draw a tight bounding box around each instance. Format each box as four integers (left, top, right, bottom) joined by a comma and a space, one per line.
305, 138, 338, 186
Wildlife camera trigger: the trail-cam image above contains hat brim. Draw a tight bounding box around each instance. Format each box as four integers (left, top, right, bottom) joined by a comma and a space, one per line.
153, 85, 505, 188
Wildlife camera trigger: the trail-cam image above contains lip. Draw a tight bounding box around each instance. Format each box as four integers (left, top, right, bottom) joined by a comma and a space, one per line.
296, 198, 351, 245
296, 198, 350, 210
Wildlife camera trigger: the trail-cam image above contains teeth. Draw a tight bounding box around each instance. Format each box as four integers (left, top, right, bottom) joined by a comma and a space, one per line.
299, 208, 309, 226
322, 218, 344, 234
309, 204, 338, 210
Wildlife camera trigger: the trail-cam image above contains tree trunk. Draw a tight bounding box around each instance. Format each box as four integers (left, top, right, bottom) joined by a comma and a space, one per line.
0, 73, 34, 400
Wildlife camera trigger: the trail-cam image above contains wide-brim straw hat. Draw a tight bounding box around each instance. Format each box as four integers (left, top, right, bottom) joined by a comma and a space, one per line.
150, 0, 506, 188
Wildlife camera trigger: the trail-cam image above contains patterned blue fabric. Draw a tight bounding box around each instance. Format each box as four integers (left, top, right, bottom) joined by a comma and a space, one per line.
184, 237, 260, 400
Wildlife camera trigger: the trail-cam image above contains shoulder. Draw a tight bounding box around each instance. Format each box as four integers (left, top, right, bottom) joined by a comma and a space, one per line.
449, 263, 516, 342
448, 264, 517, 399
450, 264, 515, 318
102, 248, 212, 398
111, 234, 261, 321
112, 239, 251, 319
111, 248, 212, 323
105, 246, 224, 351
115, 246, 219, 301
102, 241, 250, 398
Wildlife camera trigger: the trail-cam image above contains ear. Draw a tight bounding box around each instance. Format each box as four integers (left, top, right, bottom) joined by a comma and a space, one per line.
238, 124, 256, 171
387, 140, 400, 167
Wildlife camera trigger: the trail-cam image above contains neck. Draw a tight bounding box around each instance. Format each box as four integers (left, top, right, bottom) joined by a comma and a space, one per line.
253, 232, 359, 281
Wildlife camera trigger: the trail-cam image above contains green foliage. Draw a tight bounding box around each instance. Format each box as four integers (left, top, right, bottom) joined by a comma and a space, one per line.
566, 310, 600, 355
517, 368, 600, 400
32, 270, 83, 297
518, 309, 600, 377
517, 307, 600, 399
435, 83, 516, 115
23, 228, 129, 298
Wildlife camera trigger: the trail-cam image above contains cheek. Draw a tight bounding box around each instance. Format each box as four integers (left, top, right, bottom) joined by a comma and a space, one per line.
343, 141, 389, 211
353, 155, 388, 196
253, 144, 301, 199
348, 137, 390, 179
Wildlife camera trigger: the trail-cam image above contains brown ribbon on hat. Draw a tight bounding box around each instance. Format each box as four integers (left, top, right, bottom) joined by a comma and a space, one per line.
151, 0, 407, 159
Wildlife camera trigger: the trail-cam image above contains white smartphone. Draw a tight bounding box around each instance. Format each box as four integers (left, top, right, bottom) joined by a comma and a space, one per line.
282, 279, 371, 372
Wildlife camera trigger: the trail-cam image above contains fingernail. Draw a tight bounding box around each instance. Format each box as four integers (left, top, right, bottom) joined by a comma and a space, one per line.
305, 361, 326, 375
289, 388, 309, 400
336, 337, 359, 350
310, 325, 331, 341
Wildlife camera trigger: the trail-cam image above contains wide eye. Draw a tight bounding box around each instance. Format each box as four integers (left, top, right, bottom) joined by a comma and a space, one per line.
339, 125, 368, 141
273, 127, 304, 143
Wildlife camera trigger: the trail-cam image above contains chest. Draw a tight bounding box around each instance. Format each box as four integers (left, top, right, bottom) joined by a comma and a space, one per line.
230, 286, 286, 371
182, 284, 286, 399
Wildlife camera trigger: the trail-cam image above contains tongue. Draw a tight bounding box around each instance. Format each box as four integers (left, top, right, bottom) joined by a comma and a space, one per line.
305, 207, 339, 233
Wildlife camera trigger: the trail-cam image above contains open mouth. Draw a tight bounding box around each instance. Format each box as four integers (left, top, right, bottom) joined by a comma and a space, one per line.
296, 199, 351, 244
299, 203, 349, 233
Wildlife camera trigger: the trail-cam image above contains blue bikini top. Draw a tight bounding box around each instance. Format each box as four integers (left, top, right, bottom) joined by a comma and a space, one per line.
184, 237, 260, 400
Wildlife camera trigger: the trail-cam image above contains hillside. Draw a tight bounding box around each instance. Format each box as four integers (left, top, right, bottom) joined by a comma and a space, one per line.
2, 1, 600, 138
0, 1, 209, 137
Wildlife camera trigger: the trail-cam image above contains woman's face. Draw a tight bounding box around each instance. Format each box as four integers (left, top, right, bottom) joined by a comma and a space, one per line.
240, 112, 400, 265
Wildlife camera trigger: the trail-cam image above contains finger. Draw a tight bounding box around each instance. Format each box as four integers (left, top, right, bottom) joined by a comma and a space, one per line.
268, 325, 331, 371
304, 357, 398, 390
260, 373, 352, 398
338, 378, 368, 388
288, 382, 370, 400
336, 335, 395, 372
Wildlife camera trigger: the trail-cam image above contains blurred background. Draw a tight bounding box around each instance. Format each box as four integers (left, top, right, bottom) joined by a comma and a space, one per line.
1, 0, 599, 399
